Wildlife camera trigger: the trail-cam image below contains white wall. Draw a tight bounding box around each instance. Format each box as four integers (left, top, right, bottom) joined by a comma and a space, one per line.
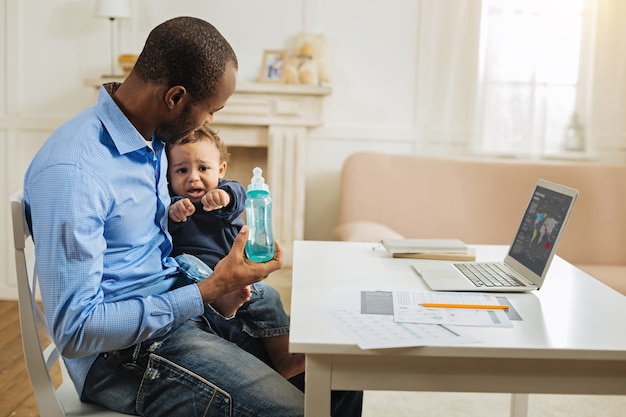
1, 0, 625, 298
1, 0, 426, 298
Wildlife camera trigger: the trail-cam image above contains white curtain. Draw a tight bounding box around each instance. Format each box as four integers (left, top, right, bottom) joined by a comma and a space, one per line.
476, 0, 583, 158
415, 0, 626, 162
587, 0, 626, 162
414, 0, 482, 155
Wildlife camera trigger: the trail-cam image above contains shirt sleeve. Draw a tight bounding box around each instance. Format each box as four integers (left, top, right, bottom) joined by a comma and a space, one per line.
25, 165, 204, 359
214, 179, 246, 225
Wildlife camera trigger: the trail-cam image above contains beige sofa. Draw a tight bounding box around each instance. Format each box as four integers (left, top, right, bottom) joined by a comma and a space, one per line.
334, 151, 626, 296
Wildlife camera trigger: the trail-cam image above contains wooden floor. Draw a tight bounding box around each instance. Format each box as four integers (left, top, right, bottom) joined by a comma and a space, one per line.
0, 300, 41, 417
0, 267, 293, 417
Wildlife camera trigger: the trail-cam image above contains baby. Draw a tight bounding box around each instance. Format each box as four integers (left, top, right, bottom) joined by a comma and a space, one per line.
166, 124, 304, 379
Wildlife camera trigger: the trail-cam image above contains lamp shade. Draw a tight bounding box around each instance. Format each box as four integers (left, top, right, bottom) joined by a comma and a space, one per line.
95, 0, 131, 18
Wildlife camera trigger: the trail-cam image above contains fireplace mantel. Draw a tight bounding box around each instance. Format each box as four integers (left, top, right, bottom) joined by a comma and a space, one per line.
85, 78, 331, 263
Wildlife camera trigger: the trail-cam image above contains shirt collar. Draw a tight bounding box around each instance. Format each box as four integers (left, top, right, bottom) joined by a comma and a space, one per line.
95, 83, 152, 155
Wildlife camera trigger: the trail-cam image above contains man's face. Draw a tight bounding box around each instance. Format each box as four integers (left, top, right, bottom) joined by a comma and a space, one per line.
156, 60, 237, 144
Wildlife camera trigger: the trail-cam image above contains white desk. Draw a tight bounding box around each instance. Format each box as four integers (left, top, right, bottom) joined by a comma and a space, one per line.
289, 241, 626, 417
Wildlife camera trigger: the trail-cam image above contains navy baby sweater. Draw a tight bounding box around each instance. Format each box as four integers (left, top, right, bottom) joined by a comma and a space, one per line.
168, 179, 246, 269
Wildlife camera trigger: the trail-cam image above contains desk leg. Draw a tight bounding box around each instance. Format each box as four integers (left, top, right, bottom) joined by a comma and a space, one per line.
304, 355, 332, 417
510, 394, 529, 417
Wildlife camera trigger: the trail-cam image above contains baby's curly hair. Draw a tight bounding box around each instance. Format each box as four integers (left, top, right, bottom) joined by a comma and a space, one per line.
133, 16, 238, 104
167, 124, 230, 163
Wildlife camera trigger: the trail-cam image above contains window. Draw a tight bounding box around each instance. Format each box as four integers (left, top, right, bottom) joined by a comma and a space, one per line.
475, 0, 588, 157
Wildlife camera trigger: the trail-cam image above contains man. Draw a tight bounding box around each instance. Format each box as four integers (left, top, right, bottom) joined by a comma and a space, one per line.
24, 16, 362, 417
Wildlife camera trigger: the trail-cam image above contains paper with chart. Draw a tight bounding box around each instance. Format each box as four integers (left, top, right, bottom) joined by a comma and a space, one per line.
317, 306, 479, 349
392, 290, 513, 327
315, 290, 479, 349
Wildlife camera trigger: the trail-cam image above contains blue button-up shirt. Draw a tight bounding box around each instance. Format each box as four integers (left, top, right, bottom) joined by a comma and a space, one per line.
24, 84, 204, 396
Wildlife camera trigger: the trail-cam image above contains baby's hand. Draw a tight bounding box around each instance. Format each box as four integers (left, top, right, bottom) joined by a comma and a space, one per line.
169, 198, 196, 222
202, 189, 231, 211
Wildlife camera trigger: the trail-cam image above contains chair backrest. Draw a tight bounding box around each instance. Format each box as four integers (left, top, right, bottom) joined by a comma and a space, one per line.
10, 190, 125, 417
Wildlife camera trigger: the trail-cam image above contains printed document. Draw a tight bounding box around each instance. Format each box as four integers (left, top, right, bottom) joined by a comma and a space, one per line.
315, 290, 479, 349
392, 290, 513, 327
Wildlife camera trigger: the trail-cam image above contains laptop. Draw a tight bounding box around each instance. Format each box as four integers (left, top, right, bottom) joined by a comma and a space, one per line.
413, 179, 578, 292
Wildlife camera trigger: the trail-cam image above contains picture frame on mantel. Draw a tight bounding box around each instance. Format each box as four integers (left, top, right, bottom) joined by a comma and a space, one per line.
258, 49, 287, 83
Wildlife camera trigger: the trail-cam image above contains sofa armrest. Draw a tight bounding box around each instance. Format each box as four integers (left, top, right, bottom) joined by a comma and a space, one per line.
333, 221, 404, 242
576, 264, 626, 296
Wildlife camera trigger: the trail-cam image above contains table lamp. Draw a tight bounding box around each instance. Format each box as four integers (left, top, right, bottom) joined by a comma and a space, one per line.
95, 0, 131, 77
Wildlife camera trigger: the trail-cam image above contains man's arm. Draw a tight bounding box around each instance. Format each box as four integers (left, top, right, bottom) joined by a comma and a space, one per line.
25, 166, 203, 359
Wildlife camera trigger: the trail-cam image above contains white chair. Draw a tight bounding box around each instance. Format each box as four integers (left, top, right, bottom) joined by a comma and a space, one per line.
10, 190, 126, 417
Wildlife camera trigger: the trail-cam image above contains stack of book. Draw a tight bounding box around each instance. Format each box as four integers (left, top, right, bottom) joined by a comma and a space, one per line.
381, 239, 475, 261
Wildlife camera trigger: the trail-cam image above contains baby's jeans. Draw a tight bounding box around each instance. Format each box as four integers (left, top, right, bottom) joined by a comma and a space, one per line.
175, 253, 291, 343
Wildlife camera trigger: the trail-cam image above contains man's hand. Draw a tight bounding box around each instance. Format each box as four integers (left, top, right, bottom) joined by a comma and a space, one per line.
197, 225, 283, 311
201, 189, 231, 211
169, 198, 195, 222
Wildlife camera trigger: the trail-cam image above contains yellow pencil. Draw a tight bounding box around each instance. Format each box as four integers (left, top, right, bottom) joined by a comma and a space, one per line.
421, 303, 509, 310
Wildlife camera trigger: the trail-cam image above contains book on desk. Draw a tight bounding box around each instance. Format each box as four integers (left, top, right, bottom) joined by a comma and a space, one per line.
381, 238, 476, 261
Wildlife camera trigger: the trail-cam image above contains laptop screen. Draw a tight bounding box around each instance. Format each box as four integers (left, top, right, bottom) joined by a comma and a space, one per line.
508, 185, 575, 277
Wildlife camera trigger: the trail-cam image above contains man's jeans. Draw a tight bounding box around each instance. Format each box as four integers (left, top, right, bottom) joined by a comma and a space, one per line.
82, 259, 363, 416
83, 319, 306, 416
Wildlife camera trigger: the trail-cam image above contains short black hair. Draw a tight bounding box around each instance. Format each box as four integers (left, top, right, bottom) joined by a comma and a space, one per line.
133, 16, 238, 103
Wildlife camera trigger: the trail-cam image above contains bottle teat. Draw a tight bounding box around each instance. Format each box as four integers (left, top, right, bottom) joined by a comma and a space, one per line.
248, 167, 269, 192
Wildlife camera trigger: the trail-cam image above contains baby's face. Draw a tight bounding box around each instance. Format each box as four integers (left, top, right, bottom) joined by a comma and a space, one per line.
167, 140, 226, 202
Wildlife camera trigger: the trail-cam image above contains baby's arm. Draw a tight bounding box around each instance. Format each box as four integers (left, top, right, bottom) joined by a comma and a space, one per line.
201, 189, 231, 211
169, 197, 196, 222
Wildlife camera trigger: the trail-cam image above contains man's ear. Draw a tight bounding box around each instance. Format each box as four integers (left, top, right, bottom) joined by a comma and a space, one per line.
164, 85, 188, 109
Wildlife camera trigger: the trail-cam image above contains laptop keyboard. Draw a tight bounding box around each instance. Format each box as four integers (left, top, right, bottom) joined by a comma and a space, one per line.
454, 262, 527, 288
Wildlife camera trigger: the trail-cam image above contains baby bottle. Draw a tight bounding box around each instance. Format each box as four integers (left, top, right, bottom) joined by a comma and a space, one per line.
245, 167, 275, 262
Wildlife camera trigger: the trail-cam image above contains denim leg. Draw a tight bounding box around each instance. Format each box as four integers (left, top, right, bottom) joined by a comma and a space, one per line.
160, 255, 362, 416
174, 253, 214, 282
234, 281, 291, 337
200, 295, 275, 370
83, 320, 305, 417
205, 309, 363, 417
176, 254, 291, 336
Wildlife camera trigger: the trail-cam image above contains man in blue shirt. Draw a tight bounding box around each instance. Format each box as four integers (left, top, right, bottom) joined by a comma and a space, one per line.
24, 16, 362, 417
